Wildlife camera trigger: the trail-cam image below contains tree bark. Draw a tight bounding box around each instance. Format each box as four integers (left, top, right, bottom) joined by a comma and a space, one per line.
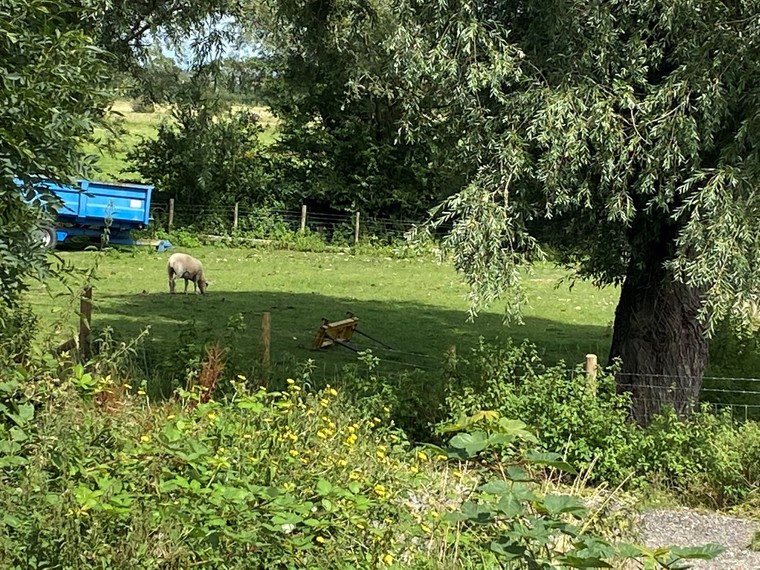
608, 240, 709, 426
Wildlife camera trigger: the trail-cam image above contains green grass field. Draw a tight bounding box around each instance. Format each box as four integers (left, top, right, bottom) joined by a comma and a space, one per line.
85, 100, 278, 181
29, 247, 619, 379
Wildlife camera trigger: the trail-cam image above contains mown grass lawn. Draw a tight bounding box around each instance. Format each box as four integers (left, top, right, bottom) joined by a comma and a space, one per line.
29, 247, 619, 379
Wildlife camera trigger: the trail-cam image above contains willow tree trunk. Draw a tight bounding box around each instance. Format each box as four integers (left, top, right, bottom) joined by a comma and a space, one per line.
608, 247, 709, 426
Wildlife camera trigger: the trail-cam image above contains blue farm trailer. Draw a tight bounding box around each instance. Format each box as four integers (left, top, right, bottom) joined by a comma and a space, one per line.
18, 178, 172, 250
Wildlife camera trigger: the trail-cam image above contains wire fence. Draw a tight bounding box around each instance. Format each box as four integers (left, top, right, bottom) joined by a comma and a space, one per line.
612, 371, 760, 423
151, 201, 452, 244
146, 203, 760, 423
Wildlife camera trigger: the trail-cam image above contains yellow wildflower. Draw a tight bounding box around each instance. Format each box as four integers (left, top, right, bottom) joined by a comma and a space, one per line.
349, 471, 360, 480
373, 484, 387, 498
328, 387, 338, 397
420, 524, 432, 534
289, 449, 300, 458
416, 450, 428, 462
166, 414, 175, 420
344, 433, 358, 446
320, 398, 329, 408
137, 389, 146, 396
382, 553, 394, 565
207, 412, 217, 421
286, 378, 295, 385
337, 458, 348, 467
315, 536, 326, 544
140, 435, 151, 443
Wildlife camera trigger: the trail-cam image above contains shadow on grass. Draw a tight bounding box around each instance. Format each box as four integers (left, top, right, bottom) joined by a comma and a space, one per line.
92, 289, 613, 383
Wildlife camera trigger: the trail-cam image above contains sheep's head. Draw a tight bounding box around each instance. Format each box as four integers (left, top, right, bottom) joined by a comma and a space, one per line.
199, 278, 209, 294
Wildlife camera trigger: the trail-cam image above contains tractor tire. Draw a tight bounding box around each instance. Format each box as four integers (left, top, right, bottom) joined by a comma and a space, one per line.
35, 226, 58, 250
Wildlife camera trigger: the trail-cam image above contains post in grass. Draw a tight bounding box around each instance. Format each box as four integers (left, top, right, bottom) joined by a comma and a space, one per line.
585, 353, 598, 396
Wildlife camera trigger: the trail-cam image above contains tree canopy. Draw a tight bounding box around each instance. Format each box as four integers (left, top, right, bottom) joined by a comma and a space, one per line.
371, 0, 760, 421
0, 0, 111, 308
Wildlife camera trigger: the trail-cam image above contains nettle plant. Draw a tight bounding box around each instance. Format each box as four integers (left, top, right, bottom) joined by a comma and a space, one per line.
432, 412, 723, 569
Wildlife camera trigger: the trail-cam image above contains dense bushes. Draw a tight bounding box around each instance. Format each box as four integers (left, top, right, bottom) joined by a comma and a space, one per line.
127, 103, 277, 211
0, 371, 434, 568
0, 354, 722, 569
438, 339, 760, 509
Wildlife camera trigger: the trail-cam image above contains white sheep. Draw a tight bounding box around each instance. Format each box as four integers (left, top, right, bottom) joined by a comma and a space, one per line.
167, 253, 209, 295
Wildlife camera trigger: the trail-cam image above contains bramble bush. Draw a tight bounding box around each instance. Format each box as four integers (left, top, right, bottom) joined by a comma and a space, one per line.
0, 369, 438, 568
0, 348, 723, 569
441, 338, 760, 509
443, 339, 640, 484
433, 412, 723, 569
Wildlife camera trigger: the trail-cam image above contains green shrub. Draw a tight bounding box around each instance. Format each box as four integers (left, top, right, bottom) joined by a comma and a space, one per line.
441, 338, 760, 509
0, 302, 38, 364
444, 339, 641, 484
429, 412, 723, 569
1, 353, 724, 569
0, 373, 440, 568
636, 407, 760, 508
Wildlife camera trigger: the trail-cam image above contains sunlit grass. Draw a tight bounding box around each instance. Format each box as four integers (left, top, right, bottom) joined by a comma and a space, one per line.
30, 247, 619, 377
85, 99, 279, 181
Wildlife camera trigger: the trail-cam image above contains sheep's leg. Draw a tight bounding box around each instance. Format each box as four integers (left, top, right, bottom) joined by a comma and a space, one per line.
184, 279, 189, 294
168, 268, 176, 293
194, 280, 199, 295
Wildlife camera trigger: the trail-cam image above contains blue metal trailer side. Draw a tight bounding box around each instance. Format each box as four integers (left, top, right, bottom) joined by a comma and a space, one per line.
17, 178, 172, 251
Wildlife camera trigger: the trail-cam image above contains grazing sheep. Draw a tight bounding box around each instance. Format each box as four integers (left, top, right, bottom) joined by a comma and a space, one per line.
167, 253, 209, 295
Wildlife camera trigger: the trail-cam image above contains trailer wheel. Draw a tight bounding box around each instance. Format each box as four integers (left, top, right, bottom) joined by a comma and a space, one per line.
35, 227, 58, 250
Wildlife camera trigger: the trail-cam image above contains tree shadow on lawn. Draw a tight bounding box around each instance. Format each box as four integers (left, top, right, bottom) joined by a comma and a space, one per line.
93, 289, 613, 385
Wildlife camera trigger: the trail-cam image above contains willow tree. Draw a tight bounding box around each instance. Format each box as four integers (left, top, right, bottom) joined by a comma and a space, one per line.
382, 0, 760, 422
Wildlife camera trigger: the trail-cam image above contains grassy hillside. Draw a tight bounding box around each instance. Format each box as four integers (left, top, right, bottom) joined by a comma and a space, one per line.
85, 99, 278, 181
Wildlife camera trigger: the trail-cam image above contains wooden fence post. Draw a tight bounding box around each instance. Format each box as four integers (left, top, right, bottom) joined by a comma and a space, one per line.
300, 205, 307, 233
233, 202, 239, 230
354, 212, 360, 245
261, 311, 271, 371
79, 286, 93, 361
585, 353, 598, 395
168, 198, 175, 230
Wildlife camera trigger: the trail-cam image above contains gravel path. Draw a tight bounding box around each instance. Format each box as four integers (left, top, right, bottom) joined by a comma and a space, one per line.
641, 507, 760, 569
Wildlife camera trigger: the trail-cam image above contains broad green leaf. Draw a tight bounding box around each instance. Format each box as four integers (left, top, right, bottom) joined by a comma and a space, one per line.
316, 478, 333, 495
526, 451, 577, 474
506, 465, 533, 482
669, 544, 726, 560
478, 480, 511, 495
449, 431, 490, 458
542, 495, 587, 518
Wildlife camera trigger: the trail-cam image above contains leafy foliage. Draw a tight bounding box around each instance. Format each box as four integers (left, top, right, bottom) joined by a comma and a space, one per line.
432, 412, 724, 569
0, 0, 110, 309
0, 347, 726, 569
128, 96, 276, 209
380, 0, 760, 328
443, 338, 760, 508
247, 0, 464, 219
